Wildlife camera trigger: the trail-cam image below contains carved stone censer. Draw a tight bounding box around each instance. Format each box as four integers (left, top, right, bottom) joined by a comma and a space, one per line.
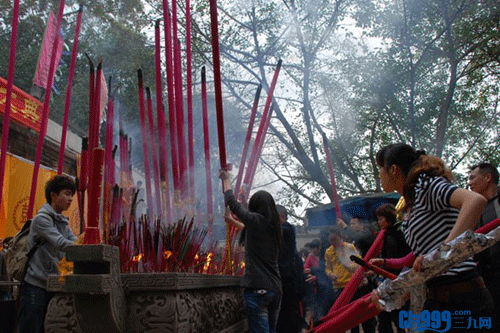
45, 245, 247, 333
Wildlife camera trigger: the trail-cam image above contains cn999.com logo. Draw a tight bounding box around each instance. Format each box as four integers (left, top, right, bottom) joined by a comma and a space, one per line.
399, 309, 492, 331
399, 310, 451, 332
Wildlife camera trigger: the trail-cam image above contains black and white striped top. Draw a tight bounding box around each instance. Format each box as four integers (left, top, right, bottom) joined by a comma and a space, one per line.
402, 174, 476, 276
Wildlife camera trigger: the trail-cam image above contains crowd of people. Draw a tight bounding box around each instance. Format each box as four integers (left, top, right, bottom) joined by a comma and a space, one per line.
1, 143, 499, 333
221, 142, 500, 333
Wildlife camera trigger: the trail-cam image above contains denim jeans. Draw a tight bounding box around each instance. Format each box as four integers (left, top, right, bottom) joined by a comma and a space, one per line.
18, 282, 53, 333
244, 288, 282, 333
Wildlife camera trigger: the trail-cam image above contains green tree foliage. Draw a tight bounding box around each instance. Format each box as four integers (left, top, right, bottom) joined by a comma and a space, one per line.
2, 0, 499, 224
189, 0, 500, 221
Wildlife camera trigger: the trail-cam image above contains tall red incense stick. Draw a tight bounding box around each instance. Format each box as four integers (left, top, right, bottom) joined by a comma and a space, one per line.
119, 129, 127, 184
84, 147, 105, 244
137, 70, 154, 221
243, 103, 274, 202
154, 19, 172, 225
57, 6, 83, 174
86, 53, 95, 160
315, 219, 500, 333
185, 0, 195, 201
126, 137, 132, 180
0, 0, 21, 212
201, 67, 214, 244
104, 81, 114, 185
77, 137, 88, 233
103, 79, 114, 243
173, 37, 187, 197
146, 87, 162, 218
234, 85, 262, 197
162, 0, 180, 194
91, 61, 103, 151
323, 135, 342, 219
330, 228, 386, 312
242, 60, 282, 200
209, 0, 227, 171
27, 0, 66, 220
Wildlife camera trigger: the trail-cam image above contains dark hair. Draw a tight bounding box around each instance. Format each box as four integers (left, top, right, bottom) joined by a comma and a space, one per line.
3, 236, 12, 244
45, 175, 76, 204
307, 239, 321, 249
248, 190, 283, 250
276, 204, 288, 221
375, 203, 397, 226
471, 163, 499, 185
328, 225, 345, 240
376, 143, 453, 209
376, 143, 423, 176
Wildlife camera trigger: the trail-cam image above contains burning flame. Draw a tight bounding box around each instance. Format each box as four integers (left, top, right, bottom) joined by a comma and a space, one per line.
164, 250, 173, 259
204, 252, 213, 273
132, 253, 143, 262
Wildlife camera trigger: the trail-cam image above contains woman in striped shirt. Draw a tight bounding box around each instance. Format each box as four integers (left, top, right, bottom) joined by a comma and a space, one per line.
375, 143, 495, 332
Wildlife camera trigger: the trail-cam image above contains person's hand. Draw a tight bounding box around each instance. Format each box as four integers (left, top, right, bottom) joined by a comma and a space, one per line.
224, 207, 244, 229
306, 275, 317, 283
369, 258, 384, 267
337, 218, 347, 229
413, 255, 425, 272
224, 207, 231, 219
304, 268, 311, 275
219, 169, 232, 192
366, 290, 385, 311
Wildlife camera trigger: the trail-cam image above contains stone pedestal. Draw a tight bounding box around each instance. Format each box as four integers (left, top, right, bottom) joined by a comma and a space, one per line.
45, 245, 247, 333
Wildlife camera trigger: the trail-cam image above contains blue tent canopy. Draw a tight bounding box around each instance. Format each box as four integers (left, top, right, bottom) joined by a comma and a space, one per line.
305, 192, 401, 227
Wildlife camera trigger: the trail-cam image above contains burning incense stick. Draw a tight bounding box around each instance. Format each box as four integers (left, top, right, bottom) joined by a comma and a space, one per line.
173, 36, 187, 198
77, 137, 89, 233
209, 0, 227, 170
185, 0, 195, 200
0, 0, 21, 212
27, 0, 66, 220
91, 60, 103, 151
84, 147, 105, 244
154, 20, 172, 225
103, 78, 115, 243
57, 6, 83, 174
86, 53, 95, 153
234, 84, 262, 197
201, 67, 214, 244
242, 60, 282, 201
349, 255, 398, 280
330, 228, 385, 311
162, 0, 180, 193
137, 70, 154, 221
146, 87, 162, 218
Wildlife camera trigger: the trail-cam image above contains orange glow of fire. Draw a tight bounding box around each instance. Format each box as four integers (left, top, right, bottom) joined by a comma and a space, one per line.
164, 251, 173, 259
203, 252, 213, 273
132, 253, 143, 262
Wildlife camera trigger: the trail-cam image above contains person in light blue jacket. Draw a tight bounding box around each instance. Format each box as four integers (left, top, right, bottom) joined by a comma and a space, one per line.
18, 175, 77, 333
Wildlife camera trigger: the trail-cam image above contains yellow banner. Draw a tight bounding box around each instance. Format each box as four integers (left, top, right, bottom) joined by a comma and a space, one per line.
0, 153, 81, 238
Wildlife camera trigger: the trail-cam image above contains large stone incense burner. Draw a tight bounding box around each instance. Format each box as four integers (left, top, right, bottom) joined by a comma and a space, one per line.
44, 244, 247, 333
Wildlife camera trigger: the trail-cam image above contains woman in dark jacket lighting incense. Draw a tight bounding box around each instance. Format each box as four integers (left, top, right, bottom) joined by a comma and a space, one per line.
220, 169, 283, 333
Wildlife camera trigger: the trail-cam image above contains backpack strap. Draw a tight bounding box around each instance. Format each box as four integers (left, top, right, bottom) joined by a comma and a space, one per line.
24, 212, 53, 272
